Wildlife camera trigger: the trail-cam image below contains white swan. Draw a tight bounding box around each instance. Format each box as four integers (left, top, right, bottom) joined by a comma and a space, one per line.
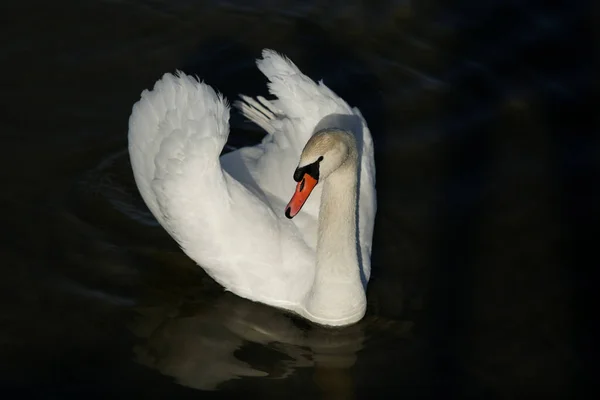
128, 49, 377, 326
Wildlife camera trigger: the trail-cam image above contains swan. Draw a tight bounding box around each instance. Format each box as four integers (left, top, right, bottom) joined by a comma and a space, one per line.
128, 49, 377, 326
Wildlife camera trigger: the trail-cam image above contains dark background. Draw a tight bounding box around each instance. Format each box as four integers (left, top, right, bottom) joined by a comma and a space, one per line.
1, 0, 597, 398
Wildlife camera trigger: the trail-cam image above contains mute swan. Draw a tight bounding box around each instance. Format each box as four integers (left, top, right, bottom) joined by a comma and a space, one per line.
128, 49, 377, 326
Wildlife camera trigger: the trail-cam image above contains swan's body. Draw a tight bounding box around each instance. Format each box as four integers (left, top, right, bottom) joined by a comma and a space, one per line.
128, 50, 376, 326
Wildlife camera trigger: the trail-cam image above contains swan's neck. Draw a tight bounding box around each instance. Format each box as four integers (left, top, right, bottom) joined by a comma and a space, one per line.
305, 150, 365, 322
316, 160, 359, 280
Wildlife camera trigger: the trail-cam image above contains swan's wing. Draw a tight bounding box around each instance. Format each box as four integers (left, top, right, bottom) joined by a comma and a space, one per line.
236, 49, 377, 282
128, 72, 313, 298
128, 72, 229, 224
255, 50, 359, 148
232, 50, 361, 203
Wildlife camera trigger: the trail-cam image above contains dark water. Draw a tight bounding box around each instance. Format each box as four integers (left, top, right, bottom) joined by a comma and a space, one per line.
1, 0, 597, 398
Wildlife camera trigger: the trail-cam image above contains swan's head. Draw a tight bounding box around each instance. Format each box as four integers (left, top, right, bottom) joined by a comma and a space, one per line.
285, 128, 357, 219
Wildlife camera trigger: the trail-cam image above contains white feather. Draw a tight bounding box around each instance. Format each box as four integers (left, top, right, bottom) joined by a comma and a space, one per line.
128, 50, 377, 326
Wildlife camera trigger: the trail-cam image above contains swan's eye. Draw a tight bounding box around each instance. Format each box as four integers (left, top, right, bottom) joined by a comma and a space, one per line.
299, 178, 305, 192
318, 156, 324, 162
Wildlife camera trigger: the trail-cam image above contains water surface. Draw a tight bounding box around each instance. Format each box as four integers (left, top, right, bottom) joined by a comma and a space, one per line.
1, 0, 595, 397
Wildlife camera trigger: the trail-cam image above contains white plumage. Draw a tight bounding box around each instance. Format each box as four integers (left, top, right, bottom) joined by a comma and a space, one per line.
128, 49, 376, 326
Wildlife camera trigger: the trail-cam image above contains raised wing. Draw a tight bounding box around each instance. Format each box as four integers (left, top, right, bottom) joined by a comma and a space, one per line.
236, 50, 377, 284
128, 71, 314, 301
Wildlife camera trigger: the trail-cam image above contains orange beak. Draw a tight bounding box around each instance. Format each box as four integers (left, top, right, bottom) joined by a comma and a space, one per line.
285, 174, 318, 219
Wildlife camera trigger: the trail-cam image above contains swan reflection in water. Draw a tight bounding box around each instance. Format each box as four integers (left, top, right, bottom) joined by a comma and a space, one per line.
129, 291, 411, 393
